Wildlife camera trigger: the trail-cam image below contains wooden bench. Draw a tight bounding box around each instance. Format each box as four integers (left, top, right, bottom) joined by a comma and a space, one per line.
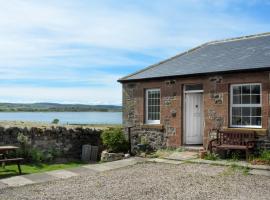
209, 130, 256, 160
0, 158, 24, 174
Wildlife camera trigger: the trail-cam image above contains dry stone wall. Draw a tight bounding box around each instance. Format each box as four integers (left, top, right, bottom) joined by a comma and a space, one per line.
0, 126, 102, 159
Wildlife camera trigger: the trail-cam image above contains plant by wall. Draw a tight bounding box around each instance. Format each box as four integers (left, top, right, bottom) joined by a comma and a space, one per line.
101, 128, 128, 153
12, 132, 63, 163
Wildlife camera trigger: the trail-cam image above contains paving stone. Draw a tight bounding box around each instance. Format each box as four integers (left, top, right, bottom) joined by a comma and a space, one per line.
46, 170, 78, 179
165, 151, 198, 161
67, 166, 97, 175
249, 169, 270, 176
83, 157, 144, 172
83, 164, 113, 172
23, 173, 58, 183
0, 176, 34, 187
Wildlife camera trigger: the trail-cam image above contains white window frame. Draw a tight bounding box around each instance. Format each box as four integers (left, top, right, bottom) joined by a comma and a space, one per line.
145, 88, 160, 124
230, 83, 262, 128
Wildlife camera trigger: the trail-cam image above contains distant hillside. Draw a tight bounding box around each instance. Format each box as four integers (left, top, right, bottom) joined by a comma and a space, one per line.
0, 103, 122, 112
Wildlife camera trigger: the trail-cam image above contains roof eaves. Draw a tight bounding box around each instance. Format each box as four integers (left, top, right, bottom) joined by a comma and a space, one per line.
118, 66, 270, 83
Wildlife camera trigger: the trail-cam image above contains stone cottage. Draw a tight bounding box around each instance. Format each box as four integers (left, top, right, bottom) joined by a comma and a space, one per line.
118, 33, 270, 151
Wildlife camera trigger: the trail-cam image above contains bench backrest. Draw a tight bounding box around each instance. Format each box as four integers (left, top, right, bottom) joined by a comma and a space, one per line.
217, 131, 255, 146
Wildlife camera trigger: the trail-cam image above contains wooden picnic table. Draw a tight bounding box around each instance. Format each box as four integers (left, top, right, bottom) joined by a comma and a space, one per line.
0, 145, 23, 174
0, 145, 19, 153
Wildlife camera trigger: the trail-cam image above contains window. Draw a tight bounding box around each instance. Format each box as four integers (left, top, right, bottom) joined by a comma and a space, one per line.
230, 83, 262, 128
146, 89, 160, 124
185, 84, 203, 92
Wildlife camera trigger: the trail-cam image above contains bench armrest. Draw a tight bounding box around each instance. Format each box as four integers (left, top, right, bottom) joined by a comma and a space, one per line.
208, 138, 218, 152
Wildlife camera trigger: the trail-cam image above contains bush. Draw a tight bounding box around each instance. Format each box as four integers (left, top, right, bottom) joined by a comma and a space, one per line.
101, 128, 129, 153
52, 118, 60, 124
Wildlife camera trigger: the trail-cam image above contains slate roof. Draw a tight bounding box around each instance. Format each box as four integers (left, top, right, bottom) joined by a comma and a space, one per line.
118, 32, 270, 82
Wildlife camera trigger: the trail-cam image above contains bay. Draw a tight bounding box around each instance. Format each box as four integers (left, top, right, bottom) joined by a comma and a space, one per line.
0, 112, 122, 124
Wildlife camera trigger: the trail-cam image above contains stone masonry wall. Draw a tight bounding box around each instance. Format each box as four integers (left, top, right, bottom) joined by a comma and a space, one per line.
0, 126, 102, 159
122, 71, 270, 151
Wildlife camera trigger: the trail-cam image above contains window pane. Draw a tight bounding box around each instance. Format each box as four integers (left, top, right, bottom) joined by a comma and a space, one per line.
232, 116, 241, 125
251, 107, 261, 116
232, 107, 241, 116
242, 85, 250, 94
185, 84, 203, 91
251, 117, 261, 126
251, 95, 260, 104
233, 95, 241, 104
242, 107, 251, 116
242, 117, 250, 125
251, 85, 260, 94
242, 95, 251, 104
233, 86, 241, 95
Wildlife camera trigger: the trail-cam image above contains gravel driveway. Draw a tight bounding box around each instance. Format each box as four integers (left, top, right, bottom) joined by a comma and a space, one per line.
0, 162, 270, 200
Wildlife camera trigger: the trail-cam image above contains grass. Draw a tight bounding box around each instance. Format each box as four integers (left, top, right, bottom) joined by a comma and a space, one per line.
0, 162, 83, 179
204, 152, 220, 161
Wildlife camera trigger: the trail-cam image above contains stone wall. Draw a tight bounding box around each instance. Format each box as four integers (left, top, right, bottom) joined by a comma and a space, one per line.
130, 126, 167, 152
0, 126, 102, 159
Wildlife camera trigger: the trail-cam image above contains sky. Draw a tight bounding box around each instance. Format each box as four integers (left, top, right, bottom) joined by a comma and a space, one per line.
0, 0, 270, 105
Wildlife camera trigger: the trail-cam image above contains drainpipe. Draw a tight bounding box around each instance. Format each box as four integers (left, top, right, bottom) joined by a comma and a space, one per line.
127, 126, 134, 156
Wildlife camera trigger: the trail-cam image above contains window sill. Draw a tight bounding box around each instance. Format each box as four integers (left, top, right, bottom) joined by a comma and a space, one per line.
141, 124, 164, 130
224, 127, 267, 136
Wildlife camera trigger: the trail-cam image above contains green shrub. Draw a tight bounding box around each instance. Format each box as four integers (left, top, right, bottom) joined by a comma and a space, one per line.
259, 150, 270, 162
101, 128, 129, 153
52, 118, 60, 124
204, 152, 219, 161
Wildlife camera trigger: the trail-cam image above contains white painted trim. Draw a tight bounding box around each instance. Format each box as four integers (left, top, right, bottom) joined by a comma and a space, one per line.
184, 90, 204, 93
230, 83, 262, 128
145, 88, 160, 124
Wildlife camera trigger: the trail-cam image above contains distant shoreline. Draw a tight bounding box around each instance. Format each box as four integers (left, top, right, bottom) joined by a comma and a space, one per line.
0, 120, 121, 129
0, 103, 122, 112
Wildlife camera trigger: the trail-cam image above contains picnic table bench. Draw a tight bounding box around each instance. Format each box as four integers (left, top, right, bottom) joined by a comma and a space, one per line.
0, 146, 23, 174
208, 130, 256, 160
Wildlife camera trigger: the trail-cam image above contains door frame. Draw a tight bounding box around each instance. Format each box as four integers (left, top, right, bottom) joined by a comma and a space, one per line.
183, 85, 204, 145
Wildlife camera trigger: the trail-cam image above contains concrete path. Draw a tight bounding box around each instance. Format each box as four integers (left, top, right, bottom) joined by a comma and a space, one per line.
148, 152, 270, 177
165, 151, 198, 161
0, 157, 145, 189
249, 169, 270, 176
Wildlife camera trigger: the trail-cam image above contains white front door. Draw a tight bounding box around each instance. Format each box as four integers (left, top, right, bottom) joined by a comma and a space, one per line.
185, 92, 204, 144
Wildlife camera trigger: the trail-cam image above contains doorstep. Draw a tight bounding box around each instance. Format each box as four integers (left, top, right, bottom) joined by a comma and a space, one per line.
181, 145, 204, 152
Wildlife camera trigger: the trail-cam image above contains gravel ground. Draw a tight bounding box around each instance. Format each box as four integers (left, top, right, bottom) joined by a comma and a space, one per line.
0, 162, 270, 200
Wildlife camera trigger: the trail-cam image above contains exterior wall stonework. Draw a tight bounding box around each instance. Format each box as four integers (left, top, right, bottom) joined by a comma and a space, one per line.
122, 71, 270, 151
